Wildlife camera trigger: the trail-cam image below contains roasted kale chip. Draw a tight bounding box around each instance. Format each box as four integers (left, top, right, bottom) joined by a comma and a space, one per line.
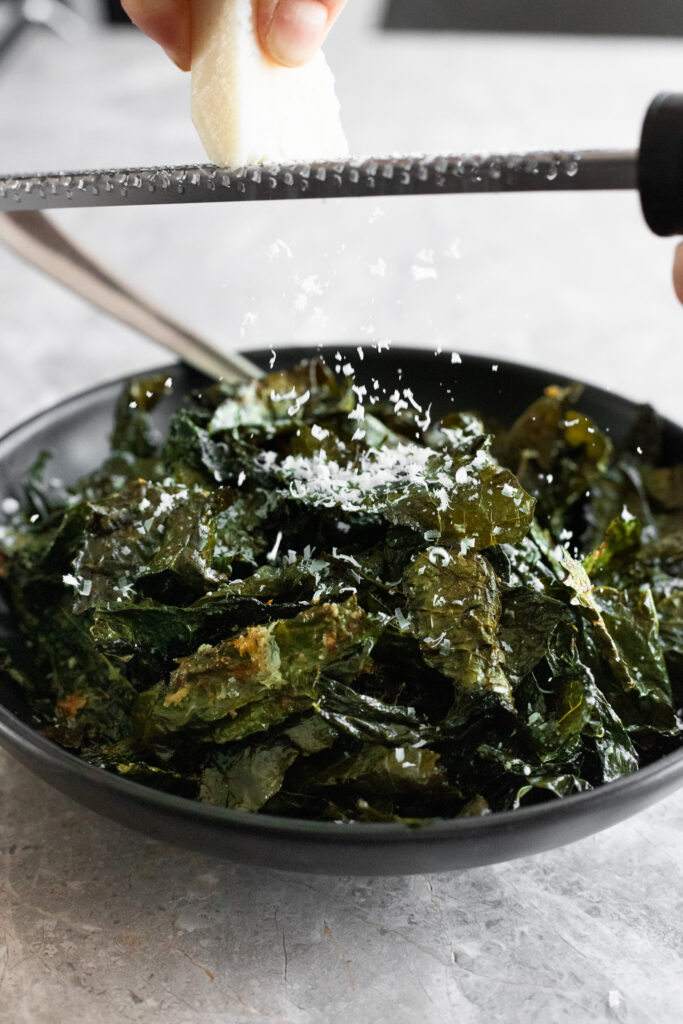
1, 361, 681, 823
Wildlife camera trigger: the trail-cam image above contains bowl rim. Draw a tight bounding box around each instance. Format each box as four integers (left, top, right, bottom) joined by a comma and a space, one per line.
1, 346, 682, 847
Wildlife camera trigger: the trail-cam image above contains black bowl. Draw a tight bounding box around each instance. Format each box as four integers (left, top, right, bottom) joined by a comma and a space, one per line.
1, 345, 682, 875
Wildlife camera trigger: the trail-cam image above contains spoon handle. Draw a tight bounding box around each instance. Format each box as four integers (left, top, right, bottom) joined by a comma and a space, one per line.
0, 210, 262, 383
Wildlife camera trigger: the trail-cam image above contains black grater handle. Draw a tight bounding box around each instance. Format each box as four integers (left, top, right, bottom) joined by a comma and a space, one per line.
639, 92, 683, 236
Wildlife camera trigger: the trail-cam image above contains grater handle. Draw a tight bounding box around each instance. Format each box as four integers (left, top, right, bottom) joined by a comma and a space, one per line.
638, 93, 683, 237
0, 210, 262, 382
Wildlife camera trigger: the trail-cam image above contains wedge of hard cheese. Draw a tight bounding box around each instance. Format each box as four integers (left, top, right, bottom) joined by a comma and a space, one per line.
191, 0, 348, 167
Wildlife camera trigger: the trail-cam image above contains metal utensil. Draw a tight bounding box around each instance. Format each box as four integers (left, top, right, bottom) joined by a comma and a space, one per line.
1, 93, 682, 236
0, 148, 634, 208
0, 210, 261, 382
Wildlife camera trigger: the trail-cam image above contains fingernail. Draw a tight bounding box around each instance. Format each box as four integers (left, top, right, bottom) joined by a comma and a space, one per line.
266, 0, 328, 67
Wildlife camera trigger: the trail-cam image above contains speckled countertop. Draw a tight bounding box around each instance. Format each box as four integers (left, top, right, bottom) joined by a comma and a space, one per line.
1, 4, 683, 1022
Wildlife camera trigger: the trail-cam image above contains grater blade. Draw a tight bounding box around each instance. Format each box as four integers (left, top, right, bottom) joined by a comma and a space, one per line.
0, 151, 637, 212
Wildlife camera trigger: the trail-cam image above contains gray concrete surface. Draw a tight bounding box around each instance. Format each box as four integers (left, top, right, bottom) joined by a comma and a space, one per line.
1, 3, 683, 1020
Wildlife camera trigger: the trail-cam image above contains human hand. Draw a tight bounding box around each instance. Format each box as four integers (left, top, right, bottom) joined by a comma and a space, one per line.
121, 0, 347, 72
674, 243, 683, 304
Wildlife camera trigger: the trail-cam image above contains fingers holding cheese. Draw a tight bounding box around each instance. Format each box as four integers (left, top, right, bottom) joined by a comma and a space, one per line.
122, 0, 348, 166
122, 0, 347, 70
191, 0, 348, 166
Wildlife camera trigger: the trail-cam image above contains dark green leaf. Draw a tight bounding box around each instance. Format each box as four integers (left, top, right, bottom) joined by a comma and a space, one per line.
583, 513, 642, 581
134, 595, 374, 745
403, 548, 513, 712
301, 743, 448, 798
499, 587, 571, 682
199, 740, 300, 811
643, 465, 683, 511
111, 374, 173, 458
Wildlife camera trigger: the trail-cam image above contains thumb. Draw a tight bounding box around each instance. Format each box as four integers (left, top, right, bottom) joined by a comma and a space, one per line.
257, 0, 347, 68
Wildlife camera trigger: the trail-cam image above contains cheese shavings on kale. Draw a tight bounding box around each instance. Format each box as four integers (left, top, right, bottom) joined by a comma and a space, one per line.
1, 363, 682, 825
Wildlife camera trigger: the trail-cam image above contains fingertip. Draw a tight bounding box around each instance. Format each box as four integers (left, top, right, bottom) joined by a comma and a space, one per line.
166, 48, 191, 72
673, 241, 683, 305
121, 0, 192, 71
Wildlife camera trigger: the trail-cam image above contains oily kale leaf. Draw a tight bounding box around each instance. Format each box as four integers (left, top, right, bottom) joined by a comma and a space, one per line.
277, 436, 535, 550
496, 384, 612, 538
402, 548, 513, 712
133, 595, 374, 746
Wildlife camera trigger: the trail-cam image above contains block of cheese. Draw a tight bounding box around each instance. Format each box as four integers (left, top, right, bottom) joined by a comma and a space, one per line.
191, 0, 348, 167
